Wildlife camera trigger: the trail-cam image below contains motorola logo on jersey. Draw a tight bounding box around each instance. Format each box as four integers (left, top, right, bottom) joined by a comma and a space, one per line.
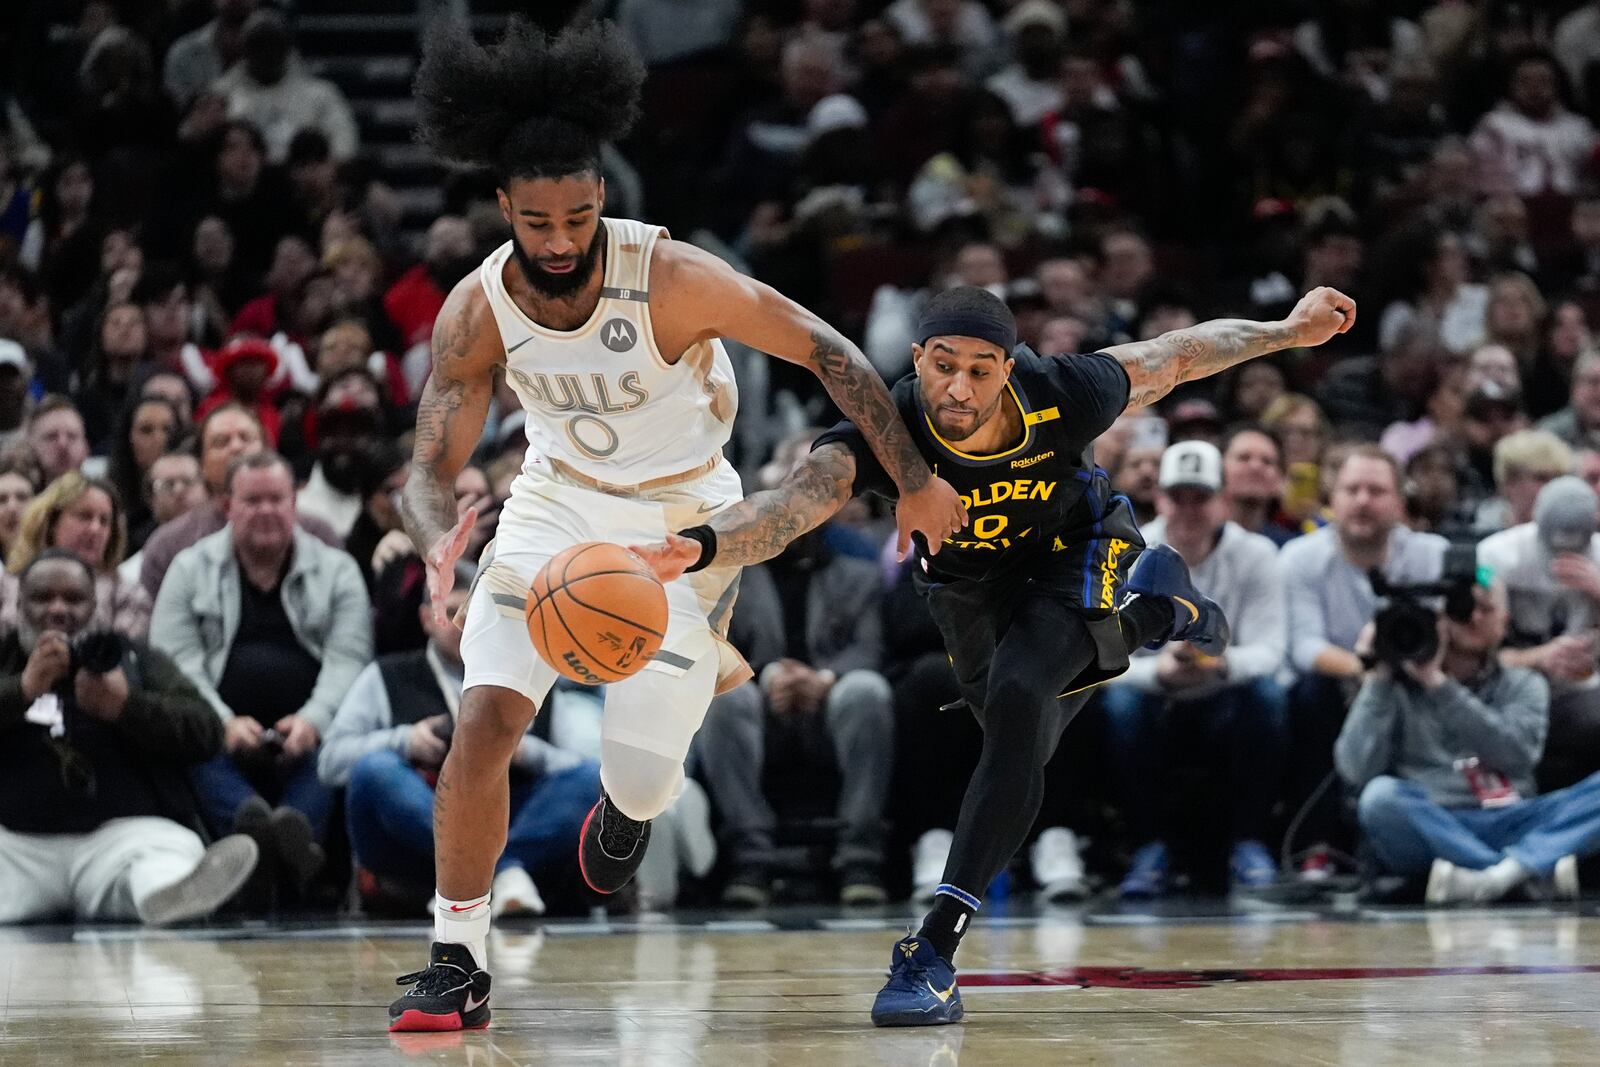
600, 317, 638, 352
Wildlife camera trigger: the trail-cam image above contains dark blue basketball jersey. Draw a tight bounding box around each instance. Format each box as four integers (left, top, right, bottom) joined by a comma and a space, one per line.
814, 345, 1133, 584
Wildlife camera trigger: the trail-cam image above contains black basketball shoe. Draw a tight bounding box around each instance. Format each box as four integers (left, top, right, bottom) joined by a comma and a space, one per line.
579, 791, 652, 894
388, 942, 492, 1032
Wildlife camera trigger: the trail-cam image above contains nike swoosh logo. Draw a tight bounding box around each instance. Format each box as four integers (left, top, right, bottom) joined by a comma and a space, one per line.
1173, 596, 1200, 623
447, 902, 485, 912
927, 979, 957, 1004
463, 991, 488, 1013
696, 501, 724, 515
507, 335, 534, 353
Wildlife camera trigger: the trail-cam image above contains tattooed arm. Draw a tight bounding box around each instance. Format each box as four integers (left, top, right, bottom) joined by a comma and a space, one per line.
1105, 286, 1357, 410
631, 444, 858, 581
401, 278, 501, 623
651, 240, 966, 557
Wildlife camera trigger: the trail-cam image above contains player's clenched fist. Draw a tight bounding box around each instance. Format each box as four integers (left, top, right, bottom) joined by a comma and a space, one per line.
1287, 286, 1357, 348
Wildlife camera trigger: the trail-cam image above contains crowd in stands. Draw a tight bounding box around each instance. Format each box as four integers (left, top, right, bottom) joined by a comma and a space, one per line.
4, 0, 1600, 922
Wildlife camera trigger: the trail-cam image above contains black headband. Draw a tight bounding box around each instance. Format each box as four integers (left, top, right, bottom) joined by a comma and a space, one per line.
916, 309, 1016, 356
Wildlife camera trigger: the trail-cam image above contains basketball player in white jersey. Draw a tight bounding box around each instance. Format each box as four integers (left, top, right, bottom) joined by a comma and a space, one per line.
387, 19, 966, 1031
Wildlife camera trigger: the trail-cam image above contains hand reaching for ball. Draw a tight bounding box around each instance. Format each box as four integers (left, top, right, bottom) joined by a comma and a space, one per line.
628, 533, 702, 584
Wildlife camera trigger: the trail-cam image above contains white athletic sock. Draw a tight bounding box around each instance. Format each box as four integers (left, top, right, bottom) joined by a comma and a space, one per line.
435, 893, 491, 968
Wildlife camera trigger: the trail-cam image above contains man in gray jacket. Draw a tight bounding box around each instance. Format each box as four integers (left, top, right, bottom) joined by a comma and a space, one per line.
1336, 578, 1600, 903
152, 451, 372, 898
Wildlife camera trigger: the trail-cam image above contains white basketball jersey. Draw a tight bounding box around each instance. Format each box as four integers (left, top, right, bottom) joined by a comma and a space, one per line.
478, 217, 738, 485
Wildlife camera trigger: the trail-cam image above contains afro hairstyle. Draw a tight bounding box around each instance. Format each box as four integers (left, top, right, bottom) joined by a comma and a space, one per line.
415, 17, 645, 184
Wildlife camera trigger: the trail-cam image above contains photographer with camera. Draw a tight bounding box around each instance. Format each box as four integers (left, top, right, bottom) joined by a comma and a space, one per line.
0, 549, 259, 925
1279, 446, 1449, 877
152, 451, 372, 907
319, 564, 599, 916
1337, 574, 1600, 904
1479, 476, 1600, 790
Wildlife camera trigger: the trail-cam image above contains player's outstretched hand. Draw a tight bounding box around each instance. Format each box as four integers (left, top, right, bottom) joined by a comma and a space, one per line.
1287, 286, 1357, 348
896, 476, 969, 561
426, 505, 478, 629
629, 533, 701, 584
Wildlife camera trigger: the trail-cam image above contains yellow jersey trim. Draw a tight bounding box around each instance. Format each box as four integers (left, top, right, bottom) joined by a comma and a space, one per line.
923, 381, 1034, 462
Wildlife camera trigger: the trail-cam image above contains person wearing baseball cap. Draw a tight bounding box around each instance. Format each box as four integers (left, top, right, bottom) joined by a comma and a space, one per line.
1102, 439, 1290, 898
1479, 475, 1600, 789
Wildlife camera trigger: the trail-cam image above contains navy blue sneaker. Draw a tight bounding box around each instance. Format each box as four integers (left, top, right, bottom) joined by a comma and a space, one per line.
1119, 841, 1169, 899
1230, 839, 1278, 889
1122, 544, 1231, 655
871, 935, 963, 1027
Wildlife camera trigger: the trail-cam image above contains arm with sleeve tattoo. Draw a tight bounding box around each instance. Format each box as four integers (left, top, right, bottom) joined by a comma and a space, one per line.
630, 444, 858, 581
400, 279, 499, 622
1105, 286, 1356, 411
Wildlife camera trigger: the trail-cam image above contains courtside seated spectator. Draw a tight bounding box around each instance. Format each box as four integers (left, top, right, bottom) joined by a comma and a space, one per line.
0, 550, 258, 925
319, 565, 599, 917
1338, 580, 1600, 904
0, 472, 151, 639
152, 451, 371, 902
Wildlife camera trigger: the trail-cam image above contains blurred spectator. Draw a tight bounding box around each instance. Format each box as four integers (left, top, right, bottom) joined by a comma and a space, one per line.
314, 317, 409, 410
1104, 441, 1287, 897
1477, 428, 1575, 534
1280, 447, 1448, 874
19, 155, 98, 307
1482, 272, 1546, 376
696, 521, 893, 907
1318, 322, 1443, 440
1096, 228, 1156, 342
0, 460, 39, 565
151, 451, 371, 899
0, 340, 33, 451
1261, 393, 1332, 526
615, 0, 743, 67
1338, 579, 1600, 905
984, 1, 1066, 125
1554, 2, 1600, 110
1379, 358, 1467, 466
343, 442, 408, 594
213, 11, 358, 166
24, 398, 89, 486
322, 237, 400, 354
1526, 300, 1594, 419
1469, 342, 1523, 396
189, 123, 299, 287
0, 268, 67, 392
136, 264, 214, 398
197, 337, 280, 444
1479, 477, 1600, 791
107, 397, 182, 547
137, 369, 197, 430
295, 369, 385, 538
72, 27, 175, 225
1470, 49, 1597, 198
0, 550, 258, 926
73, 300, 153, 453
1377, 226, 1486, 356
120, 450, 207, 587
1221, 426, 1300, 546
1471, 194, 1539, 277
188, 214, 252, 339
1112, 416, 1166, 527
1546, 192, 1600, 300
1538, 349, 1600, 451
884, 0, 998, 75
1577, 447, 1600, 501
139, 402, 339, 600
0, 471, 150, 640
1403, 442, 1473, 540
384, 215, 473, 374
164, 0, 259, 110
320, 566, 599, 917
1165, 397, 1224, 448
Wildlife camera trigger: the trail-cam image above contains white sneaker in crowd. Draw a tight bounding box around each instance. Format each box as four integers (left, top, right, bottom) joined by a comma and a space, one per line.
912, 829, 954, 904
1030, 826, 1088, 902
492, 865, 546, 918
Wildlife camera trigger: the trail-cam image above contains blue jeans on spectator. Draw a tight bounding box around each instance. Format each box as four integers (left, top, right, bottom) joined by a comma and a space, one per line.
192, 748, 334, 842
1357, 771, 1600, 878
345, 748, 601, 881
1101, 677, 1288, 845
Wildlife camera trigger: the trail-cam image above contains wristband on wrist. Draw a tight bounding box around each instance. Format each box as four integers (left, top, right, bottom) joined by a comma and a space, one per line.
677, 524, 717, 573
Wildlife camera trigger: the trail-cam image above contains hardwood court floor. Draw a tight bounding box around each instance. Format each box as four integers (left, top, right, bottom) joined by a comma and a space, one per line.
4, 901, 1600, 1066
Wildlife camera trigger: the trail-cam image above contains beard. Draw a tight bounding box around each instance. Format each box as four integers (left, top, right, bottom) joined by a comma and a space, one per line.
509, 221, 604, 299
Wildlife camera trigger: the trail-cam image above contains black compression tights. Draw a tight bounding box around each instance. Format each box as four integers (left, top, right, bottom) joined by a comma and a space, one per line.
921, 594, 1171, 959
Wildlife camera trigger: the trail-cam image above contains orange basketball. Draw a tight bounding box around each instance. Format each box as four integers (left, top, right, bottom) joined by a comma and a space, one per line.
527, 542, 669, 684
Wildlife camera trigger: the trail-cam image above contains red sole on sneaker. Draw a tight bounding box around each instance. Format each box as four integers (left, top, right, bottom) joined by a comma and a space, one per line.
388, 1010, 491, 1032
577, 801, 612, 895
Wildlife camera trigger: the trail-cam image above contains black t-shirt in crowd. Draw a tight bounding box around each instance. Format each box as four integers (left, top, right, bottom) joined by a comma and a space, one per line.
814, 346, 1131, 583
216, 569, 321, 725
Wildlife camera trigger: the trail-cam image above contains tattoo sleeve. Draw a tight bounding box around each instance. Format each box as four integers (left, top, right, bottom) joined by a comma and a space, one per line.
805, 327, 932, 493
706, 443, 857, 567
1111, 318, 1298, 410
401, 307, 491, 555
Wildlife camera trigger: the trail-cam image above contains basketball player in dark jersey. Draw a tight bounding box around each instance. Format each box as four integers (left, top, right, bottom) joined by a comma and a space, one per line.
636, 282, 1356, 1026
